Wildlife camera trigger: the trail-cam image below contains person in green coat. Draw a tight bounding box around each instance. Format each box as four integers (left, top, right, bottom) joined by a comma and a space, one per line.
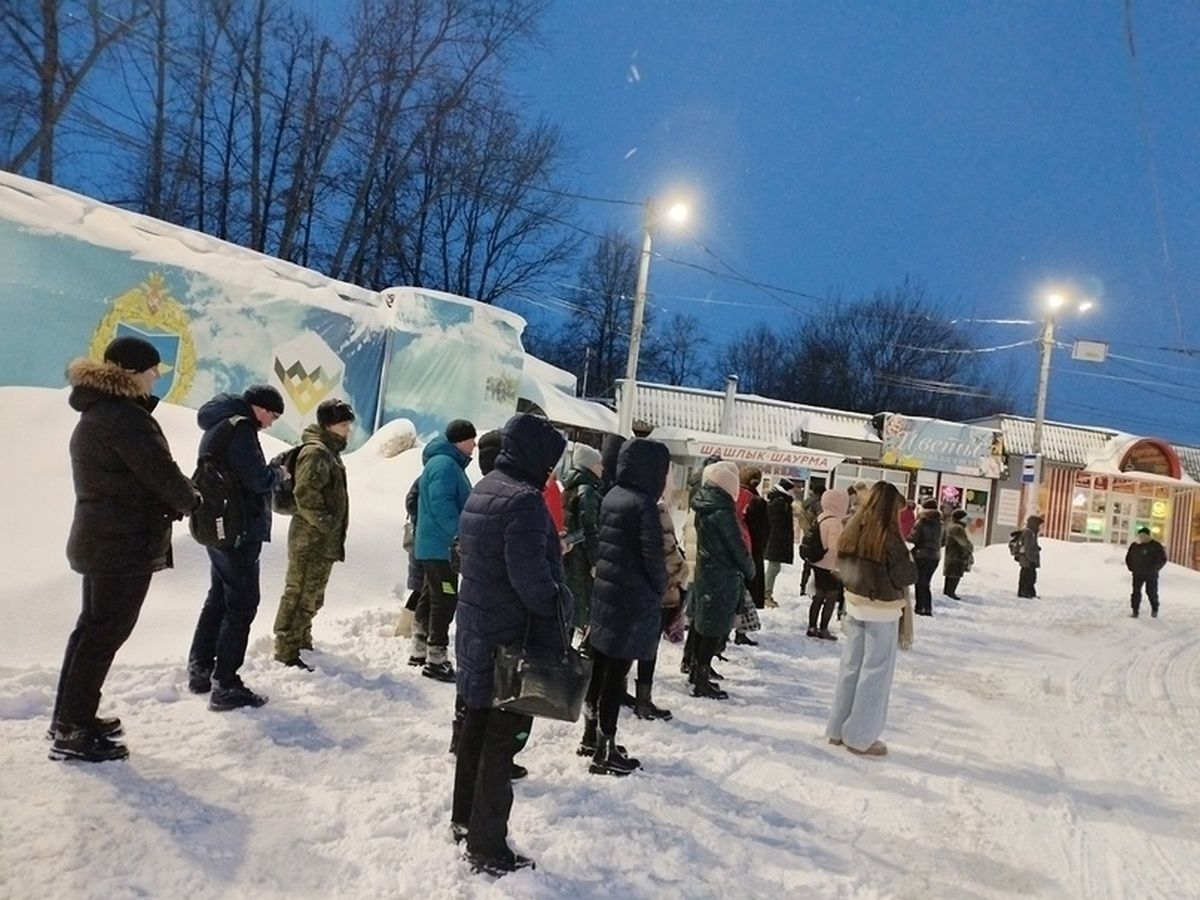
273, 399, 354, 669
562, 443, 604, 635
688, 461, 754, 700
942, 508, 974, 599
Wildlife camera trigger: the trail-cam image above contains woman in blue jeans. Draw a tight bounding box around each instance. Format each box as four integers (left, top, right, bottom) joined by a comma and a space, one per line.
826, 481, 918, 757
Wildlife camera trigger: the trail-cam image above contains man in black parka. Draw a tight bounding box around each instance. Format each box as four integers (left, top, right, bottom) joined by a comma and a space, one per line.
583, 438, 671, 776
452, 414, 568, 876
50, 337, 197, 762
763, 477, 797, 607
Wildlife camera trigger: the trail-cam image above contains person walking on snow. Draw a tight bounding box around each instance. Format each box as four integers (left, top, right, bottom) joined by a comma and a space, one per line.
942, 509, 974, 599
187, 384, 286, 711
51, 337, 198, 762
909, 499, 943, 616
763, 477, 797, 608
1017, 514, 1043, 598
807, 487, 849, 640
825, 481, 918, 758
411, 419, 476, 681
272, 399, 354, 670
1125, 526, 1166, 618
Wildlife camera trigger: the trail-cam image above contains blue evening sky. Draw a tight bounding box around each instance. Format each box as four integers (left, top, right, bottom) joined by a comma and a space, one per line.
502, 1, 1200, 443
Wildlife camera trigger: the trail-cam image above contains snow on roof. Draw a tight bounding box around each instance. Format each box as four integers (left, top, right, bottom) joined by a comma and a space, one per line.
628, 381, 879, 445
1082, 435, 1198, 485
520, 359, 617, 433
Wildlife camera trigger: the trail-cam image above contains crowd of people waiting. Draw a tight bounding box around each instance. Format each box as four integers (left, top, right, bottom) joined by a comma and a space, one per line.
48, 334, 1005, 878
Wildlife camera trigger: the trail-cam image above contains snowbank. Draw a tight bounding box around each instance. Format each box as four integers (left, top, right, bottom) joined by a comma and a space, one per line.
3, 384, 1200, 898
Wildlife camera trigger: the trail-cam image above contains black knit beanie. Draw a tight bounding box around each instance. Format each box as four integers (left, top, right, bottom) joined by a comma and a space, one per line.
243, 384, 285, 415
103, 336, 161, 373
445, 418, 477, 443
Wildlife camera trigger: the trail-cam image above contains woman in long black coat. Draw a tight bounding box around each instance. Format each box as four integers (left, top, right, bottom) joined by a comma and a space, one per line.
583, 438, 670, 776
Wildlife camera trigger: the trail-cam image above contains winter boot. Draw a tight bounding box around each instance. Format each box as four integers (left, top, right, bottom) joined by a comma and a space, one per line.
816, 629, 837, 642
1151, 604, 1160, 618
48, 727, 129, 763
466, 848, 536, 877
408, 629, 428, 667
944, 577, 961, 599
633, 682, 672, 721
764, 591, 778, 609
280, 656, 314, 672
510, 763, 528, 781
187, 663, 213, 695
422, 645, 455, 682
46, 715, 123, 742
209, 680, 268, 712
734, 631, 758, 646
577, 705, 598, 756
691, 661, 729, 700
589, 731, 640, 776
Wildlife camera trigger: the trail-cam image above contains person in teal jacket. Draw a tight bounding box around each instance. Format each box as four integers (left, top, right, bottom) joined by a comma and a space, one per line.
411, 419, 476, 682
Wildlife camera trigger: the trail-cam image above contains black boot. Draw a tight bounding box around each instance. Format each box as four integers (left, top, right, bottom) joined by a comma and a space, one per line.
633, 682, 672, 721
944, 577, 961, 599
589, 731, 640, 776
577, 705, 598, 756
187, 662, 213, 695
209, 680, 268, 711
691, 661, 729, 700
48, 727, 129, 762
734, 631, 758, 646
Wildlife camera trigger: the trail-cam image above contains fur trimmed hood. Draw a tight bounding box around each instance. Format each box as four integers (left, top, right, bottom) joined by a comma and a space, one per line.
67, 357, 156, 413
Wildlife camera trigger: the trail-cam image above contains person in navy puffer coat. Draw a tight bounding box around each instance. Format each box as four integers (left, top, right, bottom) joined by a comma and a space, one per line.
581, 438, 670, 776
451, 414, 567, 876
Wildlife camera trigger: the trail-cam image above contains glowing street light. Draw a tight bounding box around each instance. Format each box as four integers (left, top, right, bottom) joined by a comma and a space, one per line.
1030, 289, 1095, 505
616, 196, 690, 435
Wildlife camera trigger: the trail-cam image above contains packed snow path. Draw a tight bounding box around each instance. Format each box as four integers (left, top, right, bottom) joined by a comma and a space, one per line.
2, 543, 1198, 899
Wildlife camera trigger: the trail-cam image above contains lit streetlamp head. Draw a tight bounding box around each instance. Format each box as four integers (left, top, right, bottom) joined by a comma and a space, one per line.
1046, 293, 1066, 310
666, 202, 688, 224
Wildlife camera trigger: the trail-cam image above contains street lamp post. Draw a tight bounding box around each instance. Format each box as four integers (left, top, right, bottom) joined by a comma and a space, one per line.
1028, 292, 1093, 510
616, 198, 687, 436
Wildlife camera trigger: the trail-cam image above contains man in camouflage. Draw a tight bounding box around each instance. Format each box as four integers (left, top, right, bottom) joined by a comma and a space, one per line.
273, 399, 354, 669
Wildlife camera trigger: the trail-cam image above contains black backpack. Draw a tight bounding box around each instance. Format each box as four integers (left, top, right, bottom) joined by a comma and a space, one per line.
1008, 530, 1025, 562
269, 445, 305, 515
189, 416, 250, 549
798, 516, 827, 564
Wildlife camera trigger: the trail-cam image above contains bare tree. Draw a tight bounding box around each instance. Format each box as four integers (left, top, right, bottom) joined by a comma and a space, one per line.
646, 312, 710, 386
783, 280, 1014, 418
538, 230, 648, 399
1, 0, 150, 182
717, 322, 790, 396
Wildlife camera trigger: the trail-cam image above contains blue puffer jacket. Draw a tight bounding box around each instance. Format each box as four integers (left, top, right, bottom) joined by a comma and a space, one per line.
455, 415, 570, 709
587, 439, 671, 661
415, 434, 472, 561
196, 394, 280, 543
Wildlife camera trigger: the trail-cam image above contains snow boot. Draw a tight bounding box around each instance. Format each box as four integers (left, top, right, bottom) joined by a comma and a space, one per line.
187, 663, 213, 695
589, 732, 640, 776
806, 627, 819, 638
510, 763, 528, 781
209, 680, 268, 712
816, 629, 837, 641
577, 705, 598, 756
846, 740, 888, 757
280, 656, 314, 672
423, 661, 455, 683
691, 662, 728, 700
48, 728, 129, 763
466, 848, 536, 877
46, 715, 122, 742
734, 631, 758, 646
633, 682, 671, 721
408, 630, 428, 666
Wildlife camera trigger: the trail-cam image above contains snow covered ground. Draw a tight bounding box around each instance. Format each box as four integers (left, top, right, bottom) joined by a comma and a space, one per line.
2, 385, 1199, 899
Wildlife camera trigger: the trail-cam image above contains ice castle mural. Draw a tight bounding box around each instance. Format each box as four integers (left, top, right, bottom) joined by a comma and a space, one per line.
0, 171, 530, 450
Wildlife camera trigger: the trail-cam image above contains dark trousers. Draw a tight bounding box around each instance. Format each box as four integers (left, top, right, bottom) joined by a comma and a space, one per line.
584, 647, 633, 735
808, 568, 840, 631
1018, 565, 1038, 597
189, 541, 263, 683
692, 633, 722, 679
452, 707, 532, 858
1131, 573, 1159, 613
636, 608, 673, 684
800, 561, 813, 593
914, 558, 939, 615
415, 559, 458, 650
53, 572, 153, 729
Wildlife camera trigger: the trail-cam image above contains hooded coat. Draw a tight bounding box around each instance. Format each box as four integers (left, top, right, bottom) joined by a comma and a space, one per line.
811, 487, 849, 572
288, 423, 350, 562
764, 487, 796, 563
415, 434, 472, 561
943, 516, 974, 579
455, 415, 569, 710
561, 464, 604, 627
1021, 516, 1043, 568
196, 393, 281, 543
588, 439, 672, 661
910, 507, 944, 562
691, 477, 756, 638
65, 358, 197, 574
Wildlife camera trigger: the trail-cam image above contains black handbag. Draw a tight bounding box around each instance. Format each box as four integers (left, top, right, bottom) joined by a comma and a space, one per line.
492, 585, 592, 722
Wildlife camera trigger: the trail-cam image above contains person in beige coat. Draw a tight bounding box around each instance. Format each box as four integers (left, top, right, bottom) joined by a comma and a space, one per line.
807, 487, 848, 640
